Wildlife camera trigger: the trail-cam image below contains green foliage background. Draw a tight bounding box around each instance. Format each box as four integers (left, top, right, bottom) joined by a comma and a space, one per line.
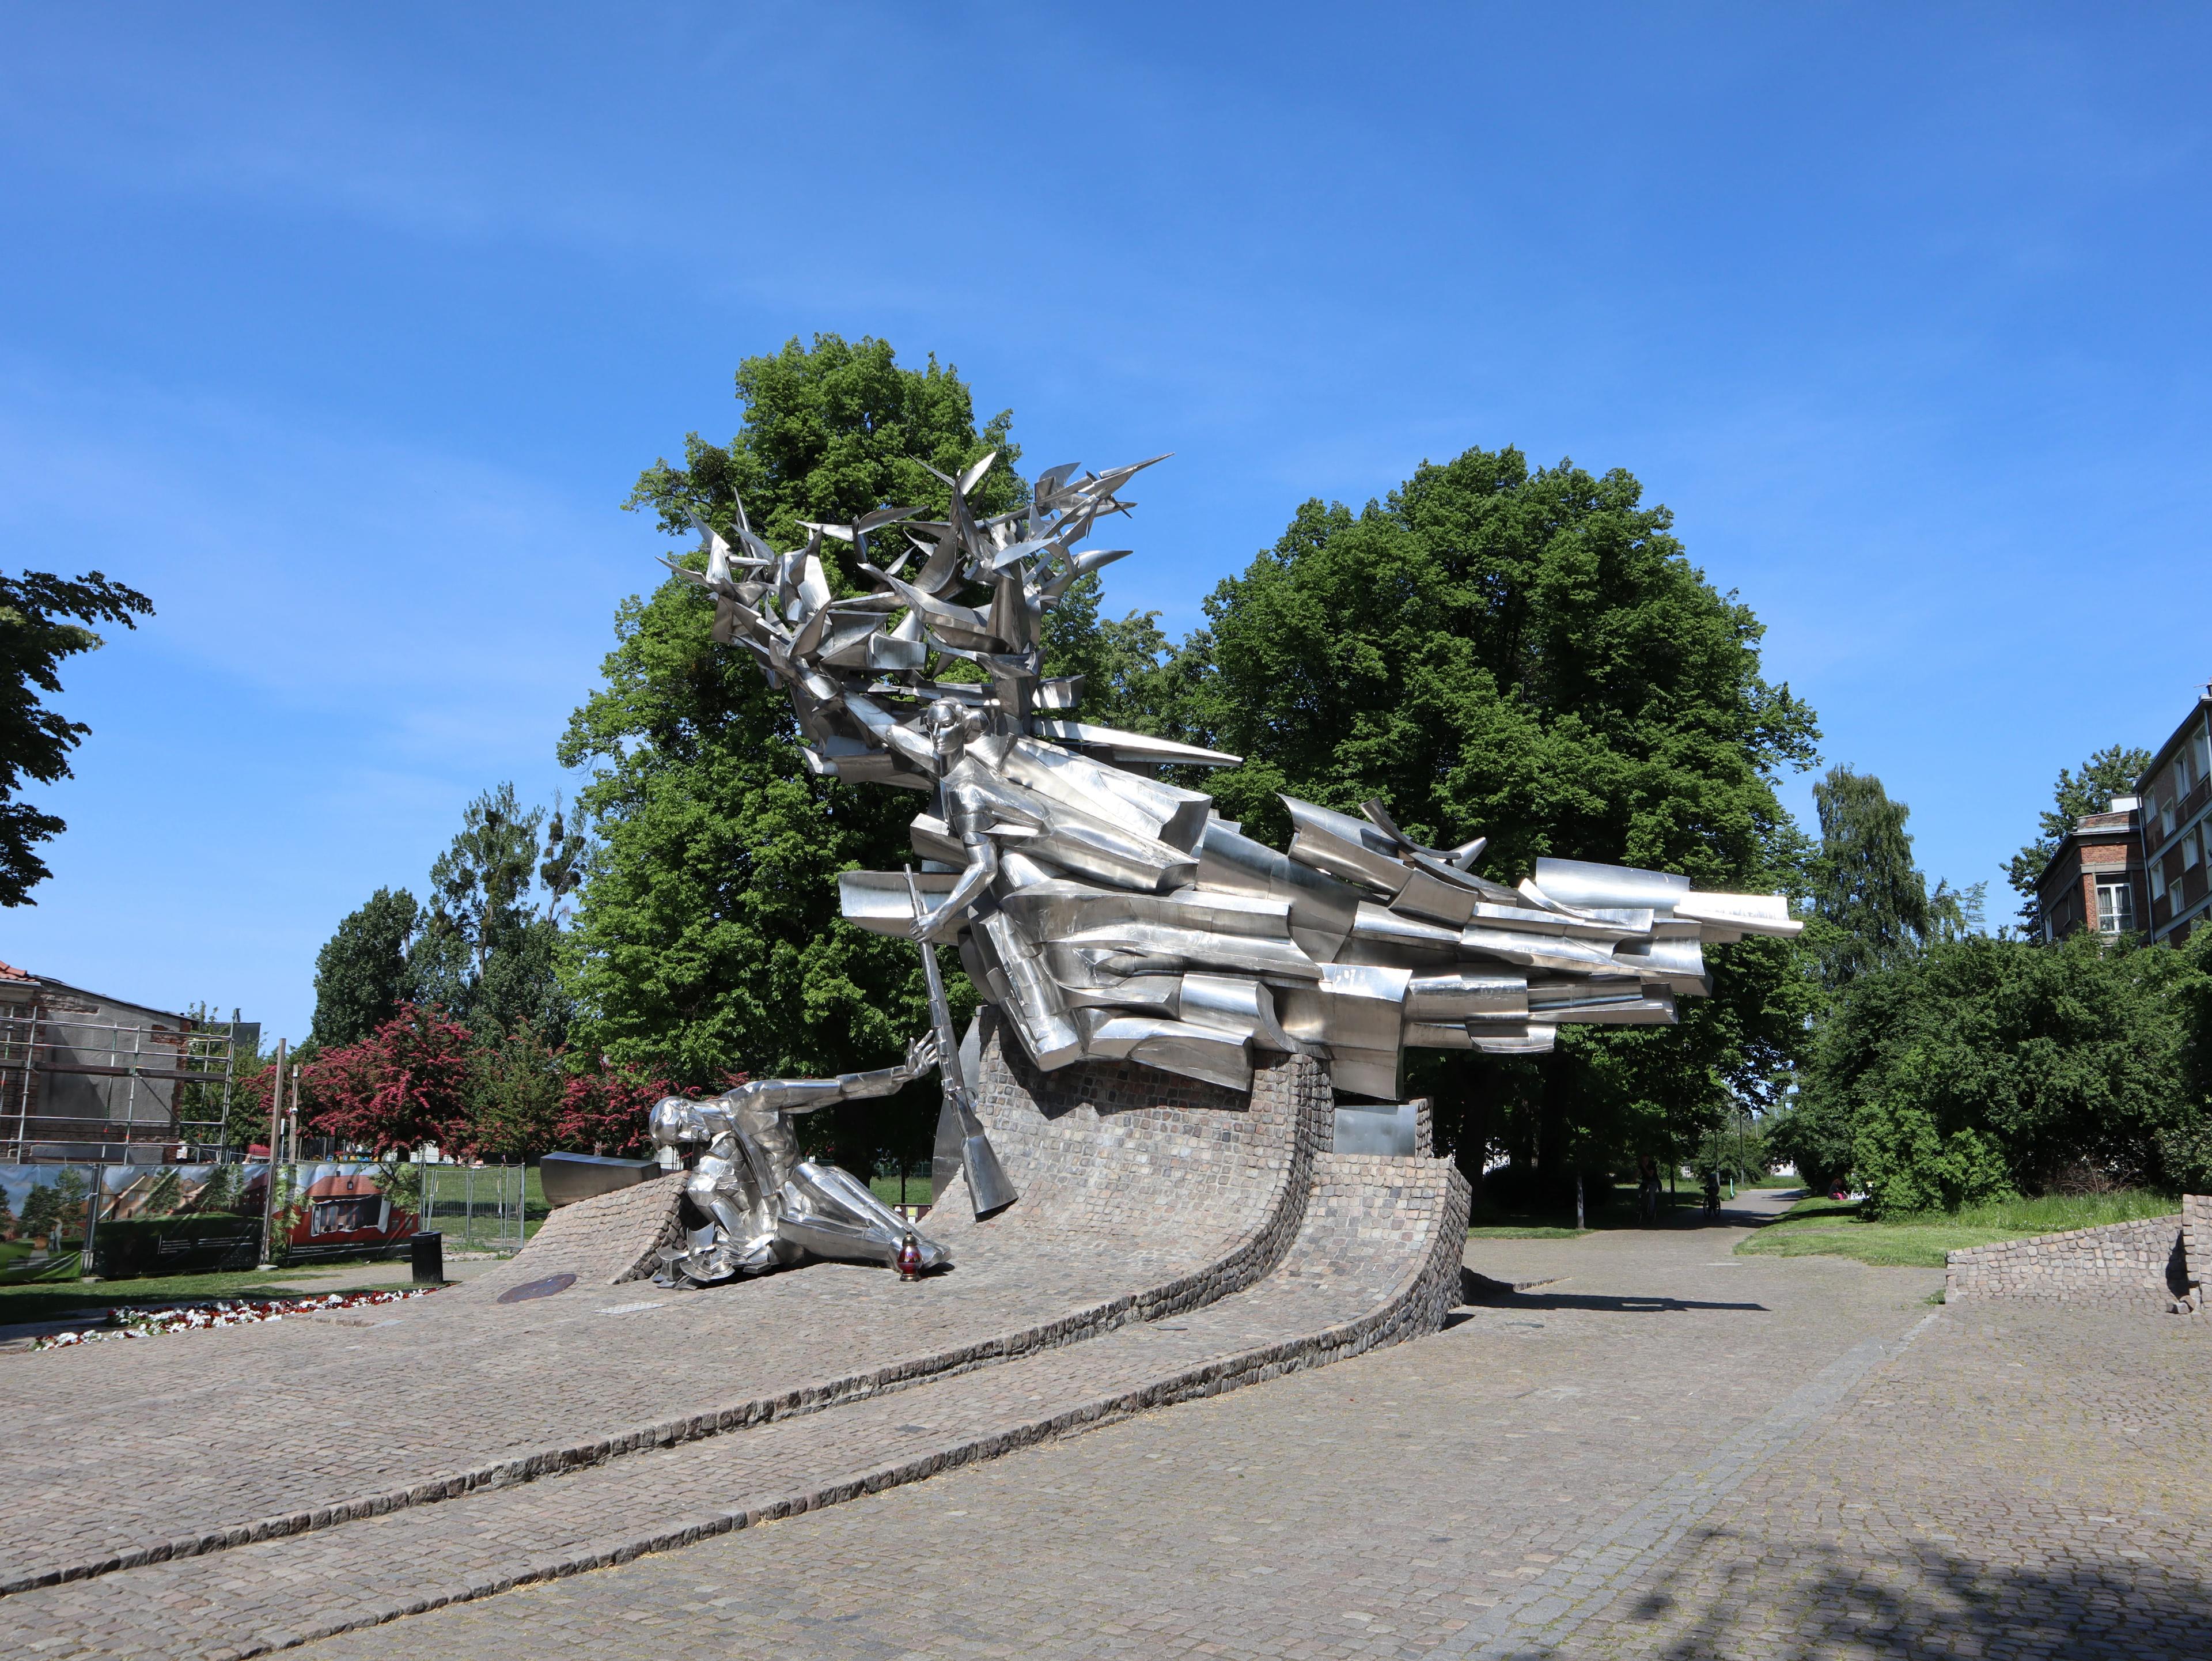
554, 345, 1825, 1200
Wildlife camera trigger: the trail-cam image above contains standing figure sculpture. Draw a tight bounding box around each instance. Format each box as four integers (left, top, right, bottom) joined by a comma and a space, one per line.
649, 1034, 949, 1286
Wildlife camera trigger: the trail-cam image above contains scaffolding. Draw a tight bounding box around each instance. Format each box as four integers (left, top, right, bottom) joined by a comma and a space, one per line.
0, 1001, 238, 1164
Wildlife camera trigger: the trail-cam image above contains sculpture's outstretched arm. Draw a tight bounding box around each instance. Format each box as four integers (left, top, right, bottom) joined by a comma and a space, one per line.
914, 838, 998, 942
747, 1031, 939, 1115
912, 774, 999, 943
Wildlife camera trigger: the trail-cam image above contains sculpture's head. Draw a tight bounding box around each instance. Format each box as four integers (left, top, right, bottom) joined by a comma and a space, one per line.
649, 1096, 711, 1149
920, 698, 980, 774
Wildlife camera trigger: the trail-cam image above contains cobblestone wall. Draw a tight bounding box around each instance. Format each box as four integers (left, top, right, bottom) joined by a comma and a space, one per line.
1945, 1211, 2192, 1311
460, 1172, 683, 1294
937, 1011, 1334, 1322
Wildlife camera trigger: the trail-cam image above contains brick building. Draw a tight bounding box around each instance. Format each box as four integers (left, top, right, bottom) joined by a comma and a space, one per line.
2033, 798, 2145, 942
2139, 688, 2212, 946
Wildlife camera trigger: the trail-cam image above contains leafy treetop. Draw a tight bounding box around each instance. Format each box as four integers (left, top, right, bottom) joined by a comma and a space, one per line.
0, 569, 153, 906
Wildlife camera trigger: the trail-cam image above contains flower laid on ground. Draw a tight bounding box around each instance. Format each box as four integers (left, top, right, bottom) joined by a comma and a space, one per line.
33, 1287, 437, 1349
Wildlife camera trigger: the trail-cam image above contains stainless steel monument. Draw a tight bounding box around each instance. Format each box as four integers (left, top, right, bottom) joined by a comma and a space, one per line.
646, 1035, 949, 1285
646, 447, 1800, 1272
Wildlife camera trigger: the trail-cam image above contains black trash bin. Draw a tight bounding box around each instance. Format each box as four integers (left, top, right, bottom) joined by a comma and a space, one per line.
410, 1230, 445, 1285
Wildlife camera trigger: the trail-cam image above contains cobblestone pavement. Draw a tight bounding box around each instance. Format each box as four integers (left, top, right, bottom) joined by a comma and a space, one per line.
0, 1166, 1283, 1593
283, 1208, 2132, 1661
0, 1047, 1330, 1596
0, 1153, 1461, 1660
1563, 1303, 2210, 1659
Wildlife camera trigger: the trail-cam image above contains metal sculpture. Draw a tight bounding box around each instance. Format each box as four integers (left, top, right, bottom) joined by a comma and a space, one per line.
661, 448, 1801, 1122
646, 1035, 949, 1285
907, 864, 1018, 1215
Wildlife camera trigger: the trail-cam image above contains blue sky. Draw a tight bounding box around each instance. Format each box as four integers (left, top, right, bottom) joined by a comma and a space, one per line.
3, 3, 2208, 1042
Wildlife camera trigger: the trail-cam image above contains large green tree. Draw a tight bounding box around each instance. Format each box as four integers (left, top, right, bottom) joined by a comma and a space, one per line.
559, 334, 1026, 1176
0, 569, 153, 905
1172, 448, 1821, 1202
2005, 744, 2153, 926
310, 887, 420, 1047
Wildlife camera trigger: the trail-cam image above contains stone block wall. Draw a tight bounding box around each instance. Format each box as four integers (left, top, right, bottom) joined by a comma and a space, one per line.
943, 1012, 1331, 1291
1944, 1210, 2193, 1312
459, 1173, 683, 1296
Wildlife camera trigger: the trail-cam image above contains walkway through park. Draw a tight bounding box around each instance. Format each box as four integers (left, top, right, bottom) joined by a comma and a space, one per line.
257, 1190, 2208, 1661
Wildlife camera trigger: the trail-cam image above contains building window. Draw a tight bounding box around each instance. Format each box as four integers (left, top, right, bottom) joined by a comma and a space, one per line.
2187, 827, 2203, 871
2096, 876, 2136, 934
2151, 863, 2167, 902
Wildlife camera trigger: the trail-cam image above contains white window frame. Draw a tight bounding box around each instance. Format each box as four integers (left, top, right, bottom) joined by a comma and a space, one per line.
2151, 862, 2168, 902
2095, 875, 2135, 934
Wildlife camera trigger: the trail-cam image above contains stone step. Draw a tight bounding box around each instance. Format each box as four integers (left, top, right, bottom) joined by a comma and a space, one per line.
0, 1155, 1469, 1661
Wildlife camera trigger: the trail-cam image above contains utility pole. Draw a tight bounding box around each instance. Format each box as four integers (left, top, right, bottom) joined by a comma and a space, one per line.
257, 1038, 287, 1268
82, 1163, 104, 1280
219, 1007, 239, 1161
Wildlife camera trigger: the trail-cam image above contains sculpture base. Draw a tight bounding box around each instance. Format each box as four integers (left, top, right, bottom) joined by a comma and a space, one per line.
0, 1029, 1469, 1660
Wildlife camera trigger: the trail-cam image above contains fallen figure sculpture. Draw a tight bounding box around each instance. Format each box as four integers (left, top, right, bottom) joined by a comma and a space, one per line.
647, 1034, 950, 1286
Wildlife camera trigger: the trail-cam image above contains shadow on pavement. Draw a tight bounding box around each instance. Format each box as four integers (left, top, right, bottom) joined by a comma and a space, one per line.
1547, 1524, 2212, 1660
1476, 1289, 1770, 1314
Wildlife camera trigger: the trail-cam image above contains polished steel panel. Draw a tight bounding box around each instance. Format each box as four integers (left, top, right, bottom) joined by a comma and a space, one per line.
1529, 856, 1691, 913
1332, 1100, 1419, 1157
539, 1152, 658, 1209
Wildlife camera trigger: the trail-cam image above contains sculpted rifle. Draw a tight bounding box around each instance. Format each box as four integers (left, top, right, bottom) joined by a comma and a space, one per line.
906, 866, 1018, 1217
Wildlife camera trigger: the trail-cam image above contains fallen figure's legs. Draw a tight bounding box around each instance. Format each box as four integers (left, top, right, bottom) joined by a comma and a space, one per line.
656, 1159, 950, 1287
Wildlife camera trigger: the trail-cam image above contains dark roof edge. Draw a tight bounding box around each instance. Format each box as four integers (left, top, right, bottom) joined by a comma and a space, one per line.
16, 973, 196, 1027
2136, 689, 2212, 792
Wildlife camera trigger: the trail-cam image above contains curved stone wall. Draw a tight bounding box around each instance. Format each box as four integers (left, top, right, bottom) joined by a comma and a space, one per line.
930, 1009, 1334, 1320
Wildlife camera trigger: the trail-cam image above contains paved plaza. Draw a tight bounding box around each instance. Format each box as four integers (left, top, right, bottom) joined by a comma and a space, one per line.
3, 1191, 2202, 1660
253, 1198, 2200, 1661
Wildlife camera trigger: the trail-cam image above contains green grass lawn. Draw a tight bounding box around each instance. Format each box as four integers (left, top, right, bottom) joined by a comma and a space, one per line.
0, 1257, 418, 1326
869, 1174, 935, 1208
1734, 1190, 2181, 1268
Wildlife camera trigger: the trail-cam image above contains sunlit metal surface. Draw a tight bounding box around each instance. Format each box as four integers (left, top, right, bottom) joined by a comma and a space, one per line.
645, 1041, 949, 1287
539, 1151, 657, 1209
659, 448, 1802, 1112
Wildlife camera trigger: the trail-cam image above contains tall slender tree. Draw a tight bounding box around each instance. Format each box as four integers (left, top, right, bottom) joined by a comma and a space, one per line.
1809, 766, 1930, 987
309, 887, 420, 1048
